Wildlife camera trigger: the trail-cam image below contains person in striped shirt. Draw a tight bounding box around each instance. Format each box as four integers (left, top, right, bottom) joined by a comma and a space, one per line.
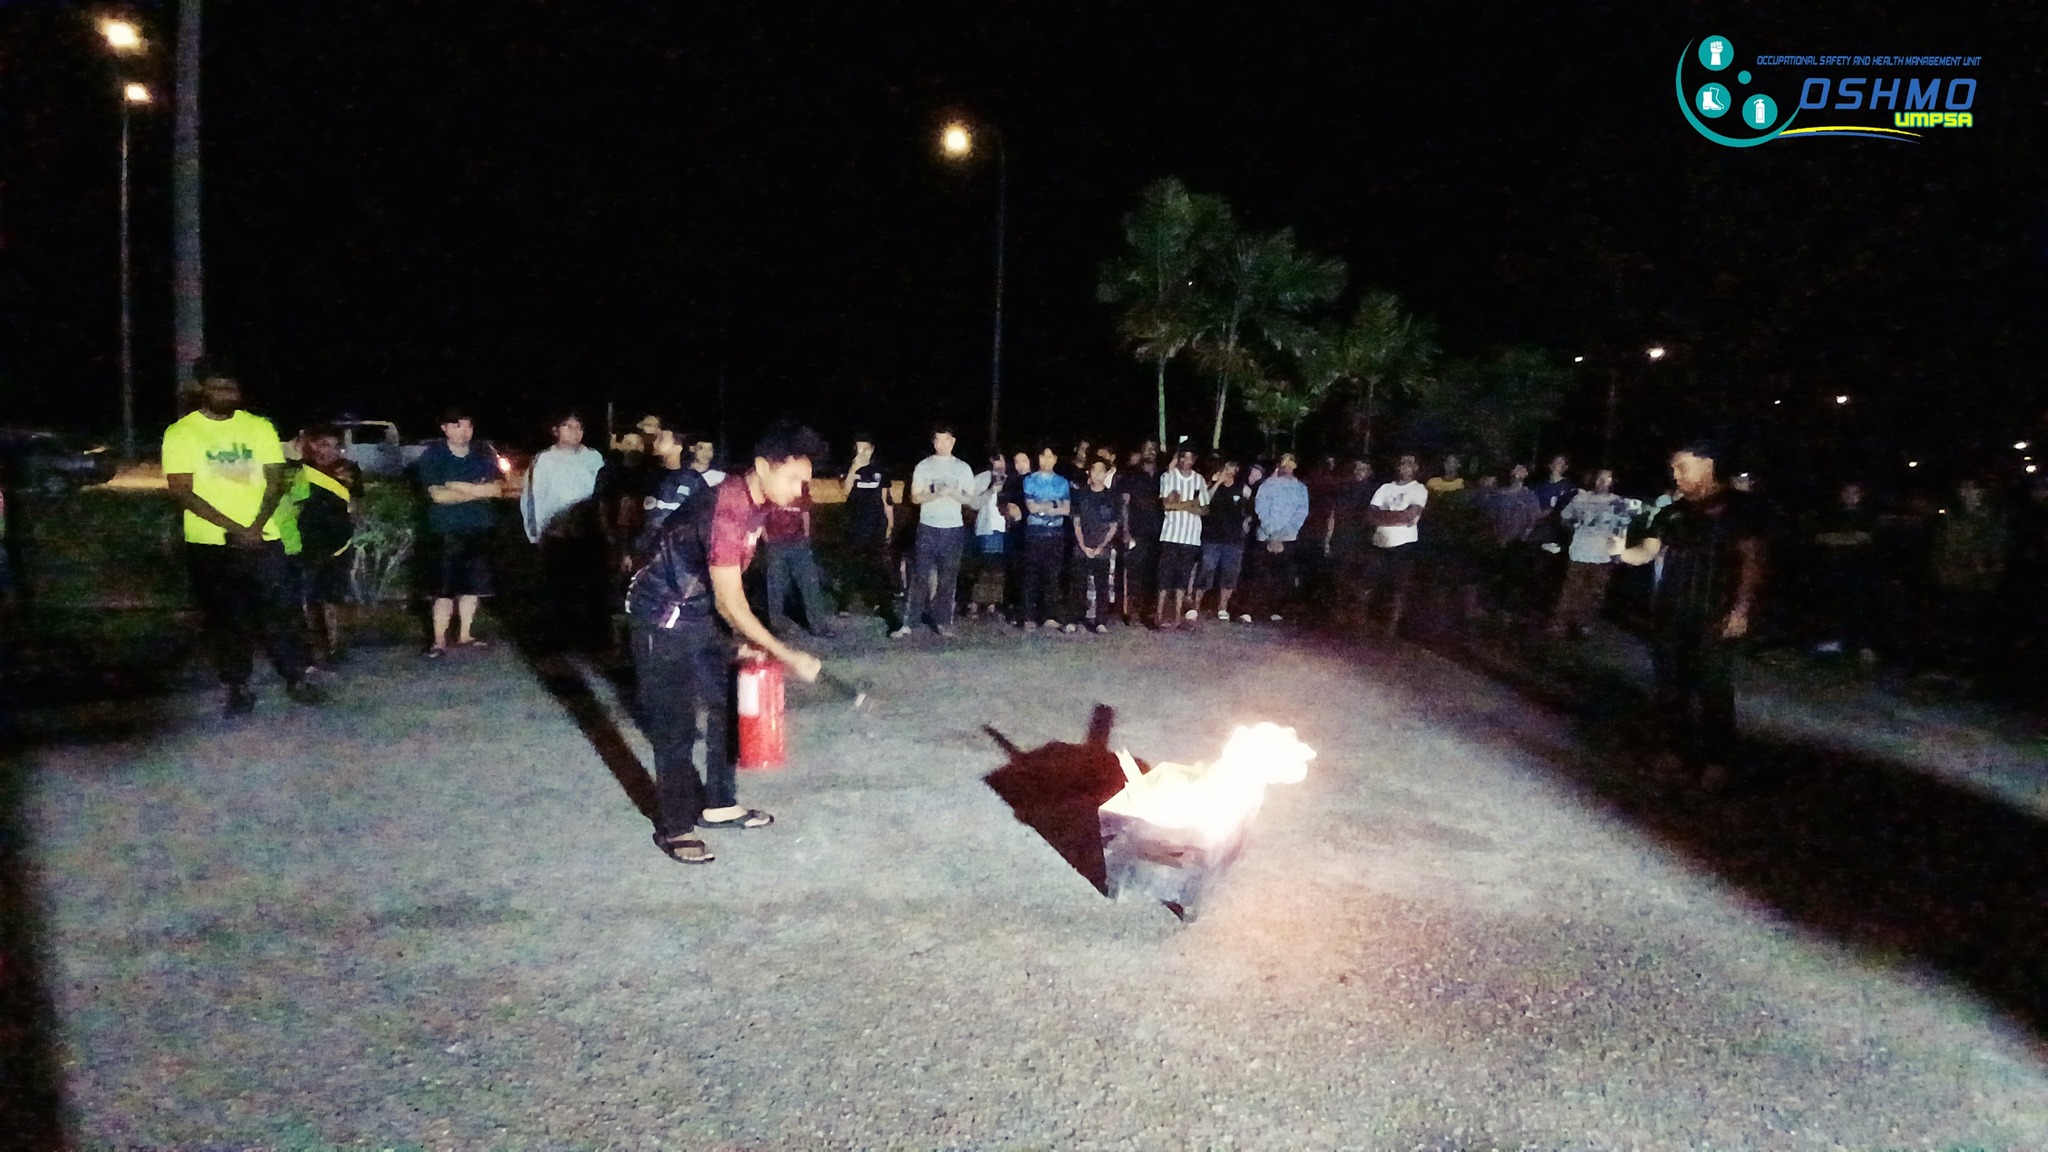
1617, 441, 1765, 783
1155, 446, 1210, 629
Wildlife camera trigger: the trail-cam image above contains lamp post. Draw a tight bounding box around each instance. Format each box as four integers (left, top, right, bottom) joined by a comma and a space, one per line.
101, 18, 147, 460
118, 82, 151, 461
940, 119, 1006, 450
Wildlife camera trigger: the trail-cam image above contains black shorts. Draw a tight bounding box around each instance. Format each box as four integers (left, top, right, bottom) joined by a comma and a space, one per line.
305, 546, 354, 605
1157, 541, 1202, 594
1369, 543, 1418, 590
431, 531, 495, 599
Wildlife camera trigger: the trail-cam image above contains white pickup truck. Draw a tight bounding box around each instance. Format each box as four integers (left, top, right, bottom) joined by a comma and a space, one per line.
285, 420, 519, 489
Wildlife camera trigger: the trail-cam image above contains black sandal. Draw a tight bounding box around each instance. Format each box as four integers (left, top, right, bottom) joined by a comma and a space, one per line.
652, 831, 715, 864
697, 809, 774, 830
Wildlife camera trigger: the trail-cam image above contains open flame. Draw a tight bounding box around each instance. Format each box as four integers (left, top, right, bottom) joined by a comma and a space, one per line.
1099, 723, 1315, 845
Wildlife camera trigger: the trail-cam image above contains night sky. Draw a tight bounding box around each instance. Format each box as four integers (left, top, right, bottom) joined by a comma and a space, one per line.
2, 0, 2043, 484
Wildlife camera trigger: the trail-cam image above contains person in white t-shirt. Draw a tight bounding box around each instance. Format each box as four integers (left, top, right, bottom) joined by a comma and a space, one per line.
895, 423, 982, 638
1364, 453, 1429, 637
520, 411, 608, 650
1552, 468, 1635, 636
1155, 447, 1210, 628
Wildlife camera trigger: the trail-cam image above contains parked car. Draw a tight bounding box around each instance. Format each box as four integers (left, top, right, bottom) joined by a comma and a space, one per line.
281, 419, 426, 478
0, 428, 119, 494
283, 418, 523, 492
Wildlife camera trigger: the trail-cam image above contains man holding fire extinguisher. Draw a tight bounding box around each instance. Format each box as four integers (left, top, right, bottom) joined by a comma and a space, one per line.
625, 422, 828, 866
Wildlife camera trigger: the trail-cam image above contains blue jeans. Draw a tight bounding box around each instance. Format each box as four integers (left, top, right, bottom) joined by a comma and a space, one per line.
906, 523, 966, 628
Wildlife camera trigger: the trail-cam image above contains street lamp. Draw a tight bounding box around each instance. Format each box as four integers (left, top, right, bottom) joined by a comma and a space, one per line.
103, 16, 149, 460
100, 17, 143, 52
938, 118, 1007, 450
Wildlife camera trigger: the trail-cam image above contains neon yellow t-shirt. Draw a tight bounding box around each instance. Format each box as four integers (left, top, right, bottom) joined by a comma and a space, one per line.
161, 409, 286, 545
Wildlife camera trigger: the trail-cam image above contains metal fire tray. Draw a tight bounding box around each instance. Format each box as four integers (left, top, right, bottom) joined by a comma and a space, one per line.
1099, 806, 1257, 923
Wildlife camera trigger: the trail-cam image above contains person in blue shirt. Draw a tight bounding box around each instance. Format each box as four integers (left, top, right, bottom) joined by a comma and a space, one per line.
1018, 445, 1072, 629
1251, 453, 1310, 621
412, 407, 507, 655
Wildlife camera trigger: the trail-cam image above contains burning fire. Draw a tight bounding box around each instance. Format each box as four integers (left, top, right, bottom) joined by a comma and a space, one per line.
1099, 723, 1315, 845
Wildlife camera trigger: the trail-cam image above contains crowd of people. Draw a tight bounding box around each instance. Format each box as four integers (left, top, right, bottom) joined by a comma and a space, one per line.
147, 362, 2047, 860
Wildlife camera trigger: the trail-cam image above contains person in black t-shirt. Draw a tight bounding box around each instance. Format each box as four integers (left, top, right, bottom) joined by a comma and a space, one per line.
839, 435, 899, 630
297, 426, 359, 663
998, 450, 1030, 623
1119, 440, 1163, 626
1069, 458, 1122, 632
1198, 461, 1252, 621
629, 428, 717, 566
1618, 442, 1764, 779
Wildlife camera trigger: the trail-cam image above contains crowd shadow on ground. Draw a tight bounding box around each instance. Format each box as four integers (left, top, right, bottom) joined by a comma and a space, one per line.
981, 704, 1143, 897
1367, 608, 2048, 1048
0, 706, 72, 1147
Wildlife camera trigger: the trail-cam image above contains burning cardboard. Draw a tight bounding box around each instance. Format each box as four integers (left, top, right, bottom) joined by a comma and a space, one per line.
1098, 723, 1314, 921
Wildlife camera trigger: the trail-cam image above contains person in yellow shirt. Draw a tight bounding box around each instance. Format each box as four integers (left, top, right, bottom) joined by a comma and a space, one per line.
162, 363, 322, 715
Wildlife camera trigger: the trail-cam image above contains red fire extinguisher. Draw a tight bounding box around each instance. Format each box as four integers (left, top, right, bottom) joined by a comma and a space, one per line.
735, 654, 786, 770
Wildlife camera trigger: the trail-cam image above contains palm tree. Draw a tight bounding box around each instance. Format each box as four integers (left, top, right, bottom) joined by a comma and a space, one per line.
1309, 291, 1438, 458
1419, 348, 1571, 469
1097, 178, 1230, 446
1237, 356, 1332, 455
1191, 228, 1345, 450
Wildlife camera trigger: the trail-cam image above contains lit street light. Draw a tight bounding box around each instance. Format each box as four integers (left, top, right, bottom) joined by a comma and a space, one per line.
939, 118, 1007, 450
1646, 345, 1667, 361
100, 17, 143, 52
2015, 440, 2030, 451
1835, 394, 1850, 405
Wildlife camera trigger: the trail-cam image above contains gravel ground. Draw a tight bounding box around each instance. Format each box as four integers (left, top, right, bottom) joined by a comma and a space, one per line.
22, 618, 2048, 1150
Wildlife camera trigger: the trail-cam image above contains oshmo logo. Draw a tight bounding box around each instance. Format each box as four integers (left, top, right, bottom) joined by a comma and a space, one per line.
1677, 35, 1797, 147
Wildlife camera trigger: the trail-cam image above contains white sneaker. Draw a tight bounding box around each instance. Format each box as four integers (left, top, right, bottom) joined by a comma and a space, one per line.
889, 627, 911, 639
1237, 613, 1252, 623
1216, 610, 1229, 621
1184, 609, 1199, 621
1269, 613, 1284, 622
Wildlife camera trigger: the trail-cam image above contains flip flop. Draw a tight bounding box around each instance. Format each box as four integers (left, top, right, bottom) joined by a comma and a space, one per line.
697, 809, 774, 830
653, 832, 715, 864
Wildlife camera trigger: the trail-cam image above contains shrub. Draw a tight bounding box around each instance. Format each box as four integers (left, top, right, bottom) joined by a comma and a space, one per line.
349, 481, 417, 603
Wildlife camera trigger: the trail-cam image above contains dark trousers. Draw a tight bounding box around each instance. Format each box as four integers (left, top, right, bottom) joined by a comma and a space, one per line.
1255, 540, 1299, 614
1122, 538, 1157, 620
186, 541, 311, 688
1022, 532, 1066, 623
763, 539, 831, 632
1069, 549, 1114, 623
906, 523, 965, 628
1651, 625, 1737, 766
843, 534, 899, 628
1813, 559, 1877, 649
629, 618, 735, 835
540, 533, 609, 651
